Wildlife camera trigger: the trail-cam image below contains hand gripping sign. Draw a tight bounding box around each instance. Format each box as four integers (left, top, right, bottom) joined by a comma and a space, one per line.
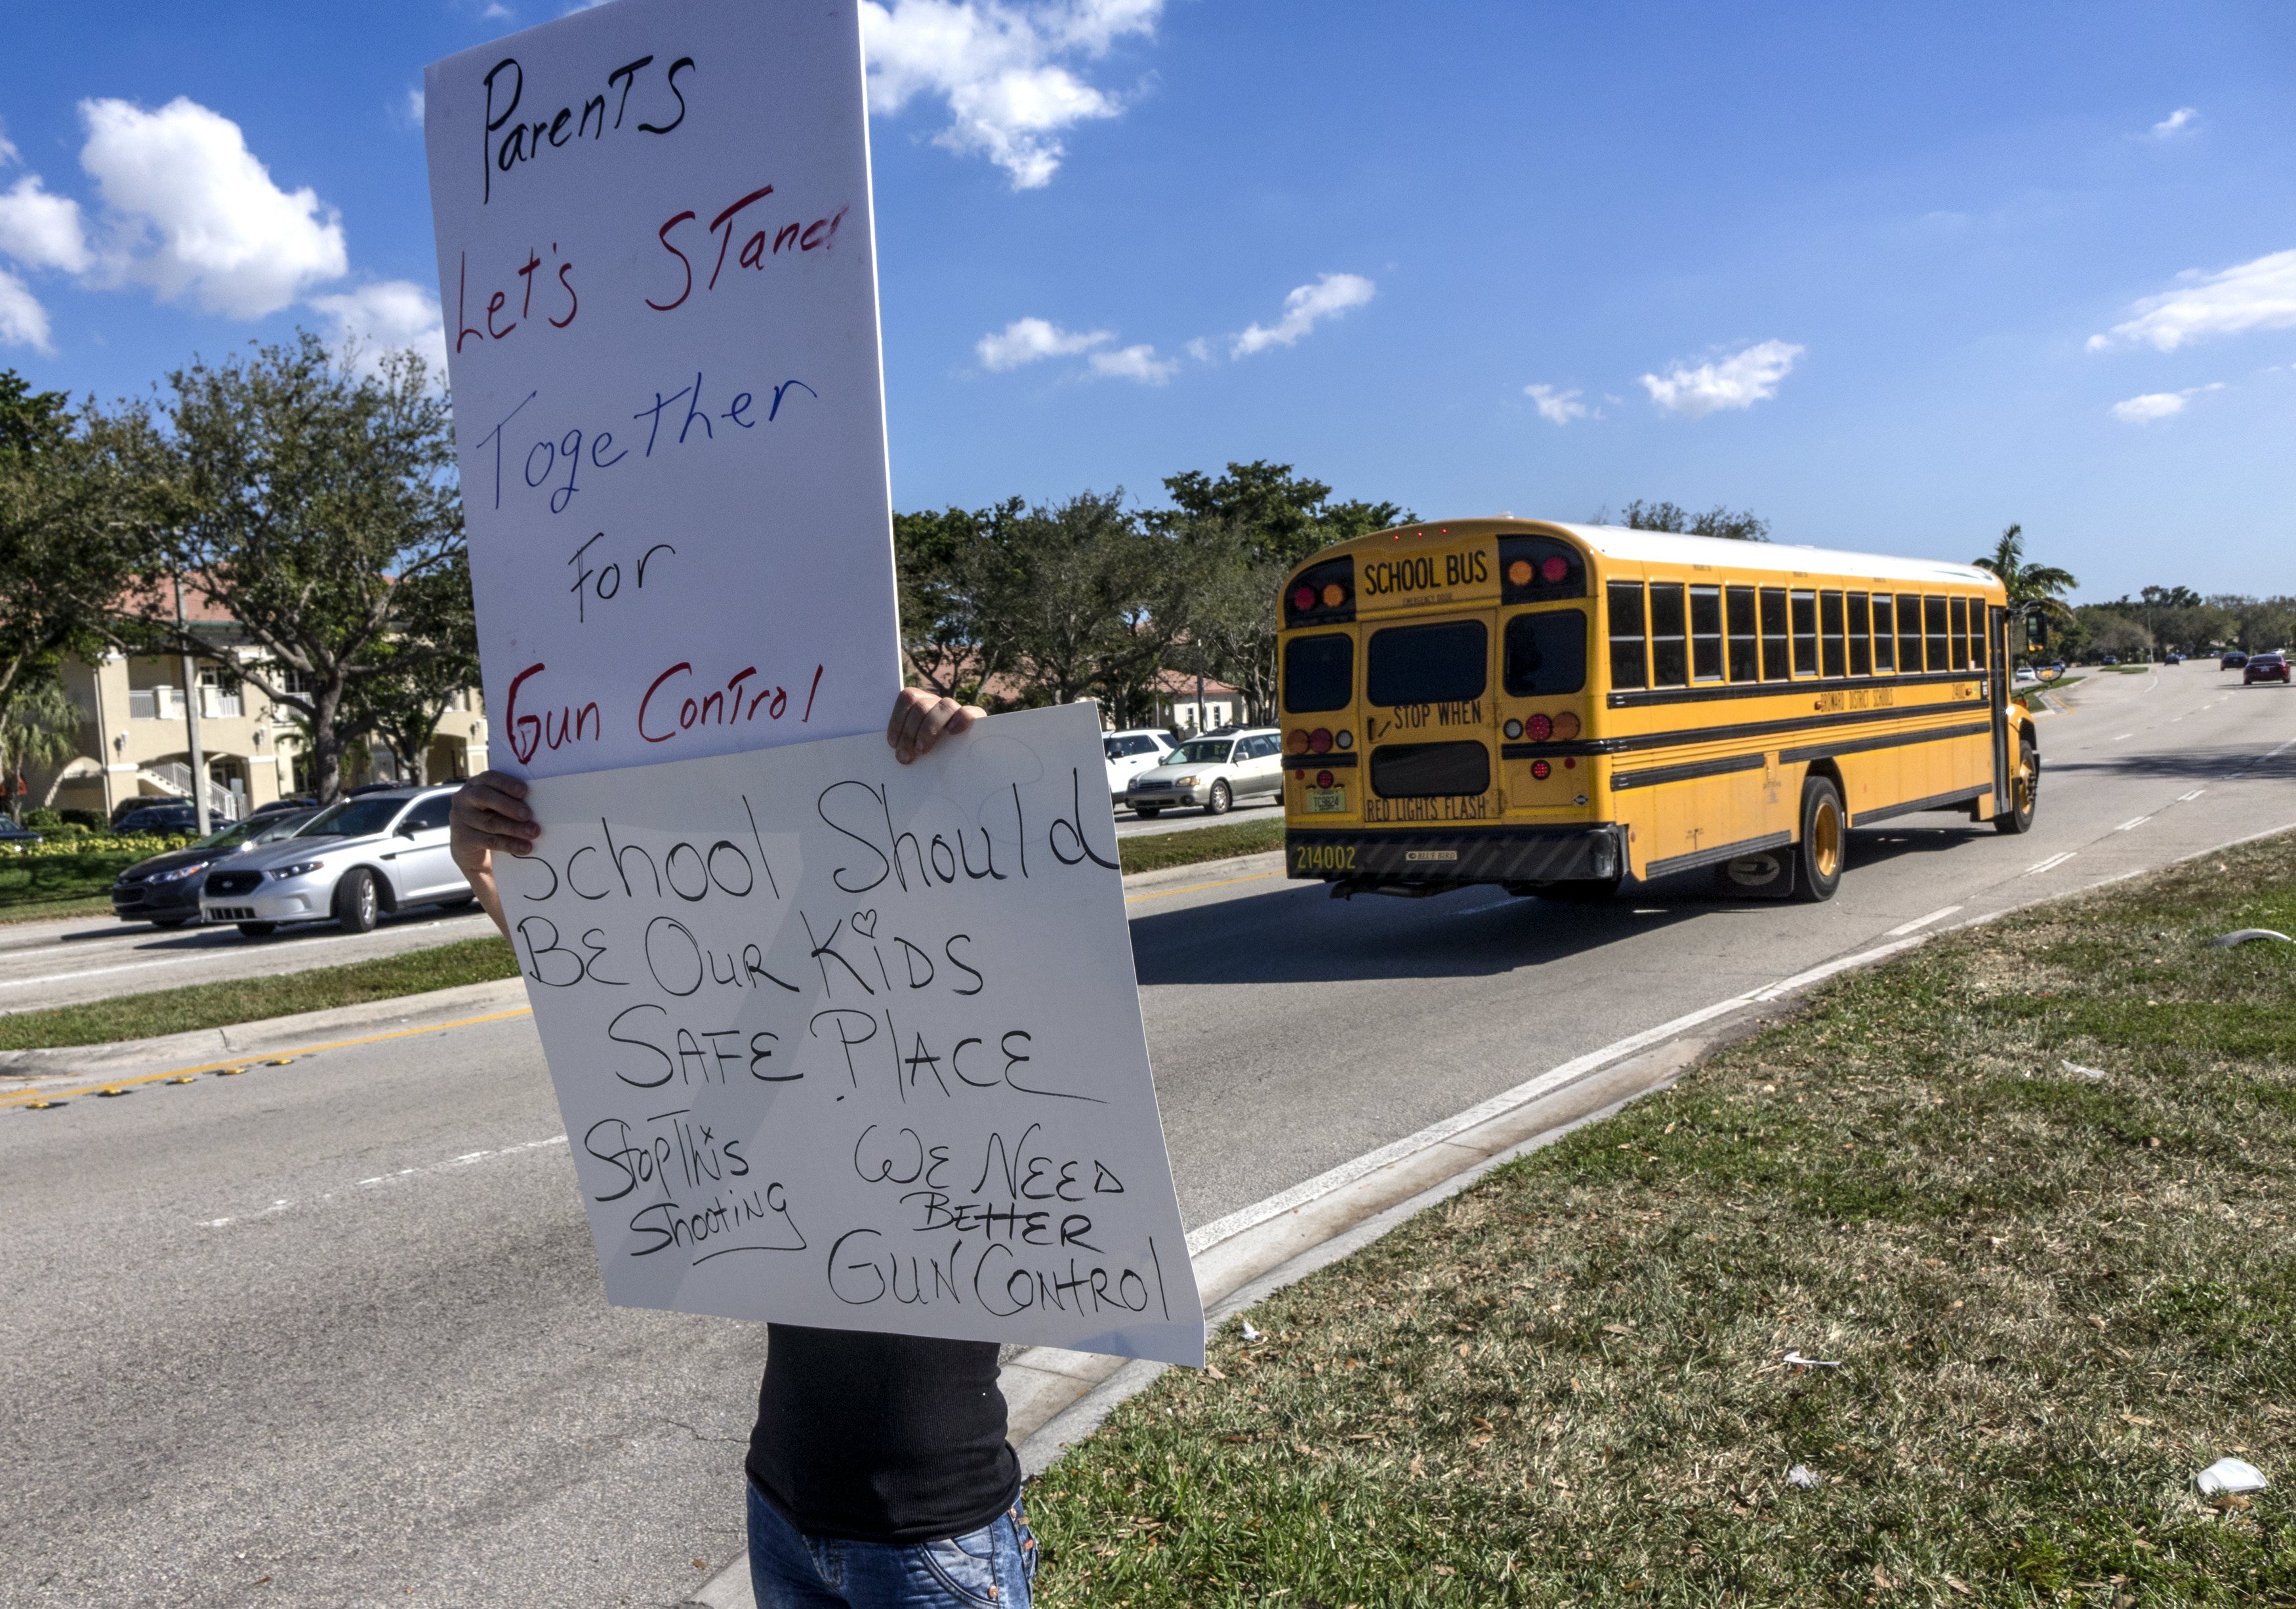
501, 704, 1204, 1365
424, 0, 903, 779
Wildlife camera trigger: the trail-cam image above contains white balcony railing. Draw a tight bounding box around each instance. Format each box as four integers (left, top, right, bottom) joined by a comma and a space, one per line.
129, 685, 244, 720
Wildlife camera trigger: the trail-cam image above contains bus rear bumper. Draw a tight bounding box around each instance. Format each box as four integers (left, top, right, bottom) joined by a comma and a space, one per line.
1286, 823, 1625, 889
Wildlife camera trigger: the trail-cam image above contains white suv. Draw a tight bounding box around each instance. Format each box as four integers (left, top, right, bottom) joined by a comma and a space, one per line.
1124, 728, 1284, 817
1104, 728, 1177, 805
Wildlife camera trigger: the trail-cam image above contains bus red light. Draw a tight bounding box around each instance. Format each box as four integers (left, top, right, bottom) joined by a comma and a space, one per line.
1309, 728, 1333, 754
1315, 769, 1335, 789
1525, 712, 1553, 742
1530, 760, 1552, 780
1292, 584, 1316, 612
1540, 554, 1568, 583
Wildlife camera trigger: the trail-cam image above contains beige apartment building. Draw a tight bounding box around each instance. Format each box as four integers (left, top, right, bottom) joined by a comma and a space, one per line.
33, 598, 487, 821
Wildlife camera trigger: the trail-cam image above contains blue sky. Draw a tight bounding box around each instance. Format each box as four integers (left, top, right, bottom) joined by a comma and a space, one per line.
1, 0, 2291, 599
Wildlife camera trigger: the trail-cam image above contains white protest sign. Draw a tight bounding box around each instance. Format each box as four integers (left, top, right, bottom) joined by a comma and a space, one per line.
502, 703, 1206, 1366
424, 0, 899, 778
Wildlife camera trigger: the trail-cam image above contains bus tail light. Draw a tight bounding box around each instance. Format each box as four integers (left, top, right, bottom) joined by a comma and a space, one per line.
1309, 728, 1333, 754
1525, 712, 1553, 742
1531, 760, 1552, 780
1292, 585, 1316, 613
1553, 711, 1581, 741
1315, 769, 1335, 789
1286, 729, 1309, 753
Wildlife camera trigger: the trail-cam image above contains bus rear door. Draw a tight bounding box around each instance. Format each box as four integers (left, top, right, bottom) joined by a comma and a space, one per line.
1359, 609, 1500, 835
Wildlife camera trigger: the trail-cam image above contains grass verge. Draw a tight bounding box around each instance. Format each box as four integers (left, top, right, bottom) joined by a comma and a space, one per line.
1032, 832, 2296, 1606
0, 935, 520, 1050
0, 838, 193, 917
0, 896, 118, 926
1118, 815, 1285, 876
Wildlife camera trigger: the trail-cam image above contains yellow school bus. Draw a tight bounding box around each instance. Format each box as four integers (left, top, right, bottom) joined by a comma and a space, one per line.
1276, 520, 2036, 901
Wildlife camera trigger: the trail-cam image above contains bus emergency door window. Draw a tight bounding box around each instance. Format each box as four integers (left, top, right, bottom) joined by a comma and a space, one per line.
1871, 594, 1896, 672
1503, 609, 1588, 697
1950, 596, 1971, 670
1649, 583, 1689, 688
1759, 588, 1790, 681
1607, 582, 1647, 690
1791, 591, 1818, 677
1725, 586, 1758, 682
1925, 596, 1949, 674
1284, 633, 1354, 714
1820, 590, 1847, 679
1689, 586, 1723, 682
1898, 594, 1923, 672
1366, 620, 1486, 707
1848, 592, 1873, 677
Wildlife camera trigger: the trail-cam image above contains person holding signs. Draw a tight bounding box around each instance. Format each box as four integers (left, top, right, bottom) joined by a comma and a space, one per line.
451, 686, 1039, 1608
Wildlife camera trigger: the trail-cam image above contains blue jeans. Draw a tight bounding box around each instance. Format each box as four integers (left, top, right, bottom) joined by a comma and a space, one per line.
746, 1480, 1036, 1608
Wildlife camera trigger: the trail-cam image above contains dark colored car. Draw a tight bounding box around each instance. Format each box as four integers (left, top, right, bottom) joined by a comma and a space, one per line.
248, 796, 318, 822
110, 809, 318, 927
2244, 653, 2289, 685
2164, 652, 2184, 665
114, 802, 201, 835
0, 819, 43, 846
2223, 651, 2250, 670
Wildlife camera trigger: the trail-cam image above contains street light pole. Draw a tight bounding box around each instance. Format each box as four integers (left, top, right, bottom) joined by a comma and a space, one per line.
174, 575, 211, 836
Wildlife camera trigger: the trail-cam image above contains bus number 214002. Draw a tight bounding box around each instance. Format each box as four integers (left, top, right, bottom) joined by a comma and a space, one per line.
1294, 843, 1358, 874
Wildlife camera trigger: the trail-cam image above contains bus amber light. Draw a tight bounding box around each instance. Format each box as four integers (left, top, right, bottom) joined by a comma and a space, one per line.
1309, 728, 1334, 754
1507, 558, 1533, 586
1553, 711, 1581, 740
1525, 713, 1553, 742
1321, 582, 1347, 608
1286, 729, 1310, 754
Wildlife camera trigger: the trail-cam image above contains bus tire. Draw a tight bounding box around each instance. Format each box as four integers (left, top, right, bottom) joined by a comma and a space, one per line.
1795, 775, 1846, 903
1994, 736, 2039, 834
1204, 781, 1233, 815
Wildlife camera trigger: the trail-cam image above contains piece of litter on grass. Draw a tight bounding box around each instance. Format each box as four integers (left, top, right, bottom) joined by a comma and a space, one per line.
1786, 1464, 1819, 1488
1784, 1351, 1842, 1370
2062, 1059, 2108, 1081
1239, 1320, 1262, 1343
2196, 1457, 2269, 1496
2211, 929, 2293, 950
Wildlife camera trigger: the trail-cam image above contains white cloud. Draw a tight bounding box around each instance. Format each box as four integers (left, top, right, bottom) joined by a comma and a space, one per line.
405, 87, 426, 127
308, 280, 449, 378
862, 0, 1160, 188
1086, 342, 1176, 384
1524, 383, 1587, 424
2149, 106, 2198, 138
976, 315, 1109, 370
0, 173, 91, 273
2087, 249, 2296, 352
1231, 272, 1374, 357
78, 96, 347, 319
2110, 382, 2223, 423
1183, 336, 1211, 362
1640, 339, 1804, 417
0, 266, 51, 352
0, 131, 17, 167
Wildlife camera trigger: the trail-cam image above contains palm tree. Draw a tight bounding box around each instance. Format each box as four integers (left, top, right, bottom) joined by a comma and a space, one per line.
1972, 523, 2078, 621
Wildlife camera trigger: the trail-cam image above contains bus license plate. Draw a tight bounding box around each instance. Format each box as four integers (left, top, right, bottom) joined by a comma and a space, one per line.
1305, 788, 1346, 813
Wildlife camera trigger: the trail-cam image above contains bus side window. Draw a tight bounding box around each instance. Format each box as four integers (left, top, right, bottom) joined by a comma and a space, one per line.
1820, 590, 1847, 678
1924, 596, 1949, 672
1791, 590, 1818, 676
1606, 582, 1647, 689
1649, 582, 1689, 687
1898, 593, 1924, 671
1689, 585, 1723, 682
1970, 605, 1988, 668
1872, 594, 1896, 672
1953, 597, 1974, 670
1849, 592, 1873, 676
1759, 588, 1790, 681
1725, 585, 1759, 682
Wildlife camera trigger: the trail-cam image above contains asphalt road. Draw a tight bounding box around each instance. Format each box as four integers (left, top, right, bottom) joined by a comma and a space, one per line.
5, 666, 2289, 1606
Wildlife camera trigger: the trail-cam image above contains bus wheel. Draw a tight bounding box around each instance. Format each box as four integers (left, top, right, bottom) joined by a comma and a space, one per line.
1716, 852, 1790, 897
1995, 737, 2039, 834
1795, 776, 1846, 902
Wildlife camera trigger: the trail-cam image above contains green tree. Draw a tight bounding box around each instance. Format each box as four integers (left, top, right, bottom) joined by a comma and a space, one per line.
1970, 523, 2079, 619
1606, 499, 1771, 541
894, 500, 1021, 703
1153, 460, 1408, 569
121, 335, 462, 804
337, 550, 481, 785
981, 491, 1172, 712
0, 676, 84, 819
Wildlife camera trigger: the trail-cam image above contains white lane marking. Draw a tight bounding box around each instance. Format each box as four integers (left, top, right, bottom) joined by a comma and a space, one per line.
2180, 789, 2207, 802
2024, 851, 2076, 876
2114, 815, 2152, 832
201, 1135, 567, 1228
2114, 733, 2133, 741
1885, 905, 1964, 937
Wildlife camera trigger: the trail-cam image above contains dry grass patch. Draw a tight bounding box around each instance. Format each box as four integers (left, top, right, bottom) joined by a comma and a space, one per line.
1029, 835, 2296, 1606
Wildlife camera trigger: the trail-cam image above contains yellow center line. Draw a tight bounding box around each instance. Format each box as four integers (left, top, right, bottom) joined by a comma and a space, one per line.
1126, 869, 1285, 905
0, 1006, 535, 1109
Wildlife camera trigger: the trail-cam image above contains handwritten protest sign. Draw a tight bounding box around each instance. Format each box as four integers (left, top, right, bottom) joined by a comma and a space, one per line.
423, 0, 899, 778
501, 703, 1206, 1366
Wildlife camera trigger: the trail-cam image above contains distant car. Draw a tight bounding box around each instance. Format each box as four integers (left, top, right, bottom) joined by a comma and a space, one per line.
110, 809, 318, 928
201, 784, 470, 937
2163, 652, 2184, 665
1124, 728, 1284, 817
2244, 653, 2289, 686
2013, 665, 2040, 685
114, 802, 202, 835
2100, 655, 2120, 666
2223, 651, 2250, 670
249, 796, 319, 822
0, 819, 42, 847
1103, 728, 1177, 805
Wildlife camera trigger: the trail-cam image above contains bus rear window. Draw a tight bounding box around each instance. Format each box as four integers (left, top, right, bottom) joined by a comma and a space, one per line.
1502, 611, 1586, 697
1283, 633, 1354, 713
1607, 582, 1647, 689
1366, 621, 1486, 706
1370, 741, 1490, 798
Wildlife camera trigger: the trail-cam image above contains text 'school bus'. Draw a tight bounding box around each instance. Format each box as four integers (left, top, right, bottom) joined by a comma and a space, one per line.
1276, 520, 2038, 902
